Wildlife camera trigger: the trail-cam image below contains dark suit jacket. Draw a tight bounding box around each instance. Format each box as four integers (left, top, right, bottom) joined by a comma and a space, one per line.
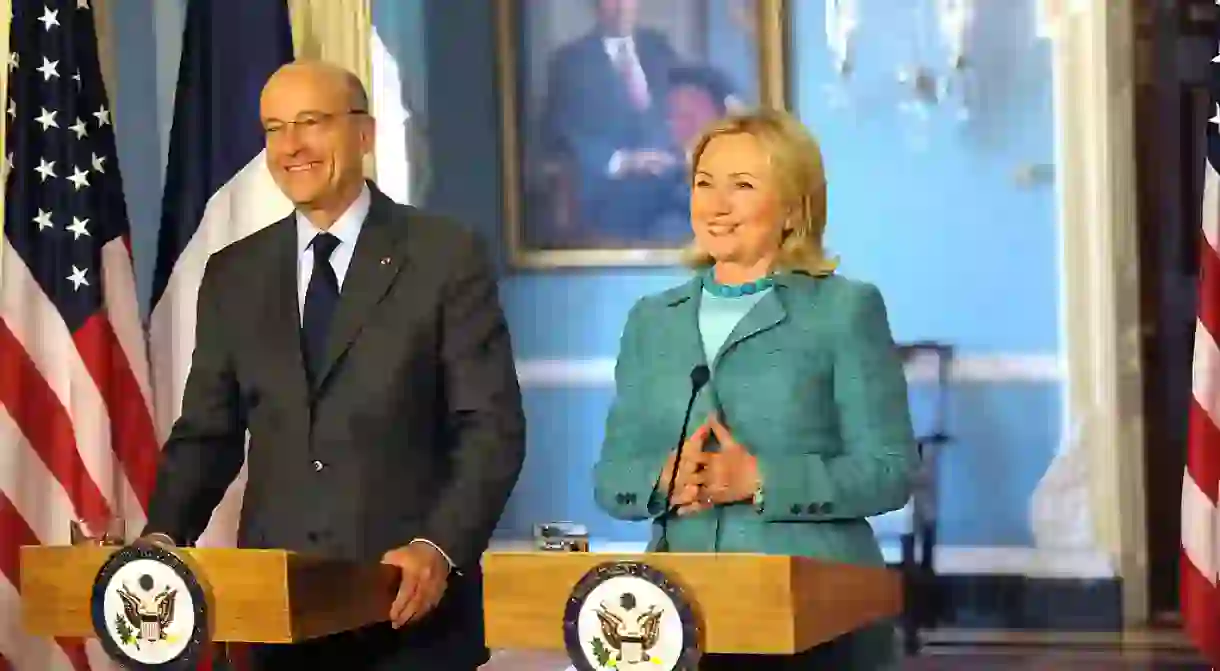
542, 28, 684, 237
144, 183, 526, 667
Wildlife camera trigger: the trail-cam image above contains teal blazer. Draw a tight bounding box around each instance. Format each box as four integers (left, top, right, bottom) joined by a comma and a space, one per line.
593, 271, 917, 567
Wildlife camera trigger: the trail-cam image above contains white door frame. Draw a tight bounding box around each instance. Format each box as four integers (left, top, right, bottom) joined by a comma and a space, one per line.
1043, 0, 1149, 625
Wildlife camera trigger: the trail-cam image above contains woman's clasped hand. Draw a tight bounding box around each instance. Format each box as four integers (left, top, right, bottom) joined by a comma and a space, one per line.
656, 414, 760, 515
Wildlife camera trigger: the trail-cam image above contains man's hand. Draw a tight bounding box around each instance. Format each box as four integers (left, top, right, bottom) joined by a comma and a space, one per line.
382, 542, 450, 629
132, 532, 176, 549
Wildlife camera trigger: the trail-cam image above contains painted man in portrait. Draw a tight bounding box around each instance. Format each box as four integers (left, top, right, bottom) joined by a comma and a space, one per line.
541, 0, 688, 246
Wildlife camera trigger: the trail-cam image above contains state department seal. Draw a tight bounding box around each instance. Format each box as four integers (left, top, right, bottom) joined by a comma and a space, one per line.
90, 543, 209, 670
563, 561, 700, 671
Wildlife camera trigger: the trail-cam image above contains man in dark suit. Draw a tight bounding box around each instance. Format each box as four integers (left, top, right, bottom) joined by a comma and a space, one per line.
541, 0, 686, 243
141, 60, 526, 671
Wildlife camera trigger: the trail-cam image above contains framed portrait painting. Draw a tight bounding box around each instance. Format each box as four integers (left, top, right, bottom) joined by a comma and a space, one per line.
495, 0, 790, 269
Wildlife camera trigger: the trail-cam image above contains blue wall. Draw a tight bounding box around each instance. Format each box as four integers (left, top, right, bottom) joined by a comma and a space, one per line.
109, 0, 164, 315
379, 0, 1063, 549
106, 0, 1063, 550
787, 0, 1062, 548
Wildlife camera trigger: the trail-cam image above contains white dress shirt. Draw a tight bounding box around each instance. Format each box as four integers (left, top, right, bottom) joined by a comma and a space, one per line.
295, 183, 371, 317
603, 35, 652, 177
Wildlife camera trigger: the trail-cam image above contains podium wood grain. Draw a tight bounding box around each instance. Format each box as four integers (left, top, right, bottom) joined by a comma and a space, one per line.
19, 546, 399, 643
480, 551, 901, 655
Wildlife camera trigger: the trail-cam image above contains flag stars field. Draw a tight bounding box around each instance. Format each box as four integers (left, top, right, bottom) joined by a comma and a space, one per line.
35, 107, 56, 129
67, 166, 89, 190
0, 1, 160, 666
67, 217, 89, 240
34, 158, 55, 181
33, 210, 52, 231
66, 265, 87, 291
36, 56, 57, 80
38, 8, 59, 32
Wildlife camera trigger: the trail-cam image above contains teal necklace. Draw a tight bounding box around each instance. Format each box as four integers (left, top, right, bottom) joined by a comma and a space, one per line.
702, 269, 776, 298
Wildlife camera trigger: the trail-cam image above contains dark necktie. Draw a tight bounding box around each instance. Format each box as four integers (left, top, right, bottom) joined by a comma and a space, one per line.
302, 232, 341, 385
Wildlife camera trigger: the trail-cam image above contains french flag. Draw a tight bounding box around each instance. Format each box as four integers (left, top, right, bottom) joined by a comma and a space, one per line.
148, 1, 292, 665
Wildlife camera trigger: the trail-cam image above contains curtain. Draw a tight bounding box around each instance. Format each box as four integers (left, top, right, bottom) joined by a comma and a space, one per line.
288, 0, 376, 179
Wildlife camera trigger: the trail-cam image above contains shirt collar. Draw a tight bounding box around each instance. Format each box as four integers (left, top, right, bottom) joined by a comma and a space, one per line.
295, 182, 372, 257
603, 34, 634, 54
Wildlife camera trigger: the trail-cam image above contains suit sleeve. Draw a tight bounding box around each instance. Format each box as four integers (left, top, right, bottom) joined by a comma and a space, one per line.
143, 256, 248, 544
418, 231, 526, 569
756, 284, 917, 522
592, 301, 670, 521
543, 51, 621, 181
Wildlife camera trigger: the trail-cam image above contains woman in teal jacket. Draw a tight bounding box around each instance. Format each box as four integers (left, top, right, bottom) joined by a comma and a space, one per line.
592, 109, 916, 670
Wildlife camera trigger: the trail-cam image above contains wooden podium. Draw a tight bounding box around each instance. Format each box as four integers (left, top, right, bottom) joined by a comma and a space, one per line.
19, 545, 398, 644
21, 545, 901, 663
482, 551, 902, 656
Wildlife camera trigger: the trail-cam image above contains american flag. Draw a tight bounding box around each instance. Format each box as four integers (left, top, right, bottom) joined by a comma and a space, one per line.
1183, 14, 1220, 666
0, 1, 159, 669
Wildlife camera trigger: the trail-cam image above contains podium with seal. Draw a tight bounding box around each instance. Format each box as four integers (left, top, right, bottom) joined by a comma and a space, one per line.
19, 542, 398, 669
20, 539, 901, 670
482, 550, 903, 670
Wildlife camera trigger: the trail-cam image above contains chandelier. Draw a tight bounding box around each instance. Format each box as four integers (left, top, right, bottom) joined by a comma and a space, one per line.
825, 0, 977, 133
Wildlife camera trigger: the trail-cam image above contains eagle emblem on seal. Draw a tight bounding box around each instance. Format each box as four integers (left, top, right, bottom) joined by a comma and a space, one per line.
593, 592, 664, 667
114, 574, 177, 647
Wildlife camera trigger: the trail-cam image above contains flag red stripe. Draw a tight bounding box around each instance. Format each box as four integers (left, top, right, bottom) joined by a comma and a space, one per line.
72, 313, 159, 509
1184, 151, 1220, 663
1188, 398, 1220, 502
0, 493, 31, 624
0, 493, 91, 671
1199, 234, 1220, 337
1182, 551, 1220, 662
0, 322, 112, 529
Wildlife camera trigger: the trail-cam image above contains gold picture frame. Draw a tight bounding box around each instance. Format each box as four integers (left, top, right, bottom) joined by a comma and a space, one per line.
495, 0, 791, 269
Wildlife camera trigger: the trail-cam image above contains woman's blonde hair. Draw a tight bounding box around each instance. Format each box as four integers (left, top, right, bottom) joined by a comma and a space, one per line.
680, 107, 838, 276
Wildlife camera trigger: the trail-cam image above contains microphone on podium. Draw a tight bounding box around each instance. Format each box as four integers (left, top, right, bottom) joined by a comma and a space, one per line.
655, 364, 711, 553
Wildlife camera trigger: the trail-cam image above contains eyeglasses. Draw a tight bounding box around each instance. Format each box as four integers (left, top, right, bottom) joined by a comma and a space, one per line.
263, 109, 367, 136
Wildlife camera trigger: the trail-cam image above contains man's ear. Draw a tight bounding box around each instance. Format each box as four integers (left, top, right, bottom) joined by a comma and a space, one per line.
360, 117, 377, 154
